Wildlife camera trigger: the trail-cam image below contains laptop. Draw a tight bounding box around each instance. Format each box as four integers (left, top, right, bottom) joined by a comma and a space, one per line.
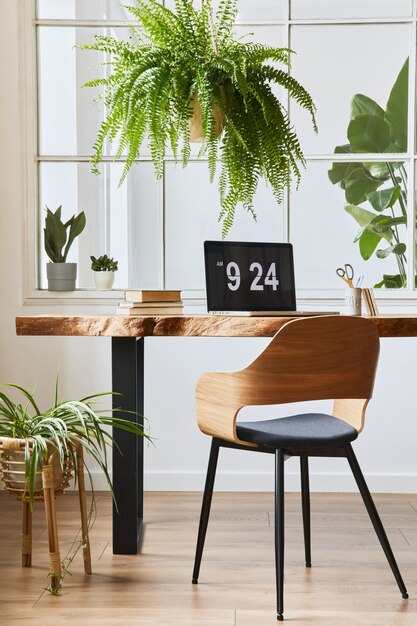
204, 240, 335, 316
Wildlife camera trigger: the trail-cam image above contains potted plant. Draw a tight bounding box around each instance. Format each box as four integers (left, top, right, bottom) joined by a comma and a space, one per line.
0, 380, 150, 592
328, 58, 409, 288
44, 205, 86, 291
90, 254, 119, 290
82, 0, 317, 237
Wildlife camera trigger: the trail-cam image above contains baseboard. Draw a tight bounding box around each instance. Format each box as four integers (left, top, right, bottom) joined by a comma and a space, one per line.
77, 470, 417, 494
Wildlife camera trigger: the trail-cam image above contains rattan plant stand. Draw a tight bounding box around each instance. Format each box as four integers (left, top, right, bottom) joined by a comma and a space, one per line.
0, 437, 91, 588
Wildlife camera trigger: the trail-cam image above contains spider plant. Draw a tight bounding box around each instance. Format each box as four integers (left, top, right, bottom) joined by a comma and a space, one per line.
82, 0, 317, 237
0, 380, 150, 507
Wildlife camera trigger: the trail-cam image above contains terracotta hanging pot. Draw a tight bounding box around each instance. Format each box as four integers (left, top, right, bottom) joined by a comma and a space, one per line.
189, 87, 226, 143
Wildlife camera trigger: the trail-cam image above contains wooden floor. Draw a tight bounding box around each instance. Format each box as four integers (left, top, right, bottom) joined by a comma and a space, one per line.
1, 490, 417, 625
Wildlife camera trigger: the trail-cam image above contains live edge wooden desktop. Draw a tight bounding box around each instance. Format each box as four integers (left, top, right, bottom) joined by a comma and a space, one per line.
15, 313, 417, 555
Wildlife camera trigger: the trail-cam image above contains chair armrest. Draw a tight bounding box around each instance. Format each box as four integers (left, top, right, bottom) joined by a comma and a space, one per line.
196, 371, 257, 446
332, 399, 369, 433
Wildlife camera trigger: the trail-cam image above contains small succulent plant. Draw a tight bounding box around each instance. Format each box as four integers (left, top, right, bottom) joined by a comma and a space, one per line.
90, 254, 118, 272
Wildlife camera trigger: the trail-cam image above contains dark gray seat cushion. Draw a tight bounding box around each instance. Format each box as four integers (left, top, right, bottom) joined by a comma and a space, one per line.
236, 413, 358, 449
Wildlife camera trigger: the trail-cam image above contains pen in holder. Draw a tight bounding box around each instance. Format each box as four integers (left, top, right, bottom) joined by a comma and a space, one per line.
344, 287, 362, 316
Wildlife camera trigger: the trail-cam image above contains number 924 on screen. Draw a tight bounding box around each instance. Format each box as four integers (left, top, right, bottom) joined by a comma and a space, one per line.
226, 262, 279, 292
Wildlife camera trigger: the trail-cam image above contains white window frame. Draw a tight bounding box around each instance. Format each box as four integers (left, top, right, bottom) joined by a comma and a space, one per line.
20, 0, 417, 308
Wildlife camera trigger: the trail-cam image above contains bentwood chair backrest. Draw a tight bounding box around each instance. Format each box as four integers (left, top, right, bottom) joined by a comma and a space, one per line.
196, 315, 380, 445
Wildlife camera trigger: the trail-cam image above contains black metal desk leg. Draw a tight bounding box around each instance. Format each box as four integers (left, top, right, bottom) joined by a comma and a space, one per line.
112, 337, 144, 554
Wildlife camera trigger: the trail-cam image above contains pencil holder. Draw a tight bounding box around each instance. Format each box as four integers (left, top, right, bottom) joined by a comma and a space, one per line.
344, 287, 362, 316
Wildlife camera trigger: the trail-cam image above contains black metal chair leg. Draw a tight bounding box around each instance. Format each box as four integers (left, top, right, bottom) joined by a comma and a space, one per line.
192, 438, 220, 584
275, 448, 285, 621
300, 456, 311, 567
345, 444, 408, 599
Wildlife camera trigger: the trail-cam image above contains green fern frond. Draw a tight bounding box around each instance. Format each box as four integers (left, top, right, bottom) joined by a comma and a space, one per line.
215, 0, 238, 46
173, 0, 199, 45
82, 0, 317, 236
259, 64, 317, 130
231, 44, 292, 68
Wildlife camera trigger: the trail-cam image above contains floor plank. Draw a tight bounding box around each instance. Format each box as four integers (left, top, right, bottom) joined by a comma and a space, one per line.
0, 491, 416, 624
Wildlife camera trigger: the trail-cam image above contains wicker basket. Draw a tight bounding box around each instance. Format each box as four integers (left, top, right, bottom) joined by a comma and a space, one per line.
0, 439, 73, 502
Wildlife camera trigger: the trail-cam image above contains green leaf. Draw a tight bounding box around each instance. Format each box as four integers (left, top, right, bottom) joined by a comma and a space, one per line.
44, 229, 58, 263
385, 58, 408, 152
353, 214, 397, 240
344, 168, 382, 205
374, 273, 404, 289
358, 228, 382, 260
367, 215, 393, 243
366, 186, 401, 212
344, 203, 377, 226
54, 205, 63, 221
361, 162, 392, 179
44, 208, 67, 262
350, 94, 385, 120
334, 144, 352, 154
328, 161, 355, 186
345, 203, 391, 260
63, 212, 86, 262
376, 243, 406, 259
370, 215, 406, 232
347, 115, 391, 153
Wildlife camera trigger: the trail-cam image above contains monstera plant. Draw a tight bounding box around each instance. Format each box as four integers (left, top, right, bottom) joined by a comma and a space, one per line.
328, 59, 410, 288
82, 0, 317, 237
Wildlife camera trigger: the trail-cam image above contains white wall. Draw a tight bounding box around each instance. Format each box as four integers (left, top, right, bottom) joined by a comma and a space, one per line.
1, 1, 417, 494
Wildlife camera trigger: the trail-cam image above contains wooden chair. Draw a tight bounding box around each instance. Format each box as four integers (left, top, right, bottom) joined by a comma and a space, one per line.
0, 438, 91, 589
192, 315, 408, 621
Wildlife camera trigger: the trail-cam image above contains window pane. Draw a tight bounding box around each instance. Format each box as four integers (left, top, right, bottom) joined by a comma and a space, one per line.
37, 0, 133, 20
234, 24, 284, 46
164, 1, 285, 21
38, 1, 285, 21
39, 162, 161, 289
291, 161, 408, 291
290, 24, 410, 155
291, 0, 412, 19
164, 162, 286, 290
38, 26, 131, 156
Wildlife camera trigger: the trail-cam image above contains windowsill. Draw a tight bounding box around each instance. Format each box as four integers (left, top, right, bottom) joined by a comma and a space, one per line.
23, 289, 208, 307
22, 289, 417, 311
24, 289, 126, 306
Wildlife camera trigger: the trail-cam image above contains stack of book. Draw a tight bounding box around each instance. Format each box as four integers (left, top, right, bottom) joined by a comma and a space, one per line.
116, 290, 183, 315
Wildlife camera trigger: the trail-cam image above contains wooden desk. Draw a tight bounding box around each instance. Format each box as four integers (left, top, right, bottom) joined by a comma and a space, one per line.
15, 313, 417, 554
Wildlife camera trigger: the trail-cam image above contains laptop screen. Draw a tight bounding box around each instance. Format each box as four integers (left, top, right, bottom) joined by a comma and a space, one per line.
204, 241, 296, 312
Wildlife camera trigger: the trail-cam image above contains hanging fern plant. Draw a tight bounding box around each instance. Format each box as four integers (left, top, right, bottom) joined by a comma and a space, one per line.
82, 0, 317, 237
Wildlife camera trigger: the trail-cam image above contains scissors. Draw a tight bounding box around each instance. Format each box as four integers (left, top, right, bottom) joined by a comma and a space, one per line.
336, 263, 354, 288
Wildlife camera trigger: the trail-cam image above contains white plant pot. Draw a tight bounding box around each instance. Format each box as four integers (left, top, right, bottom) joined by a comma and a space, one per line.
46, 263, 77, 291
93, 271, 115, 290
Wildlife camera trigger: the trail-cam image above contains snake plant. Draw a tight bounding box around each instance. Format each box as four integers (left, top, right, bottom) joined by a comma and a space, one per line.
44, 205, 86, 263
